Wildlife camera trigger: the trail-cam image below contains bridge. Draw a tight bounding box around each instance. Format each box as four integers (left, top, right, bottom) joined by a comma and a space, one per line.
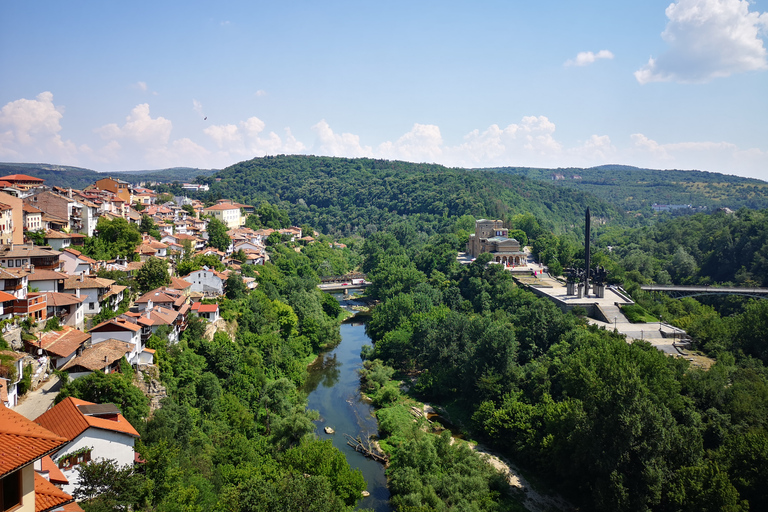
318, 273, 370, 292
640, 285, 768, 299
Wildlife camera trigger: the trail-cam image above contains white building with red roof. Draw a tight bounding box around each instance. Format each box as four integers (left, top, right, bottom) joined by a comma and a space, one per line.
0, 403, 80, 512
183, 267, 228, 297
35, 397, 140, 497
191, 302, 219, 322
89, 317, 142, 363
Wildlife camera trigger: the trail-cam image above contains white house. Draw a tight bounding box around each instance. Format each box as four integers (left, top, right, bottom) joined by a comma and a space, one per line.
44, 292, 85, 330
89, 317, 142, 363
62, 275, 121, 315
35, 397, 140, 497
60, 248, 96, 275
183, 267, 227, 296
27, 268, 67, 293
191, 302, 220, 322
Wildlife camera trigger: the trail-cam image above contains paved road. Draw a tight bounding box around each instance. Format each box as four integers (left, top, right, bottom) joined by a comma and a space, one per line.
14, 375, 62, 420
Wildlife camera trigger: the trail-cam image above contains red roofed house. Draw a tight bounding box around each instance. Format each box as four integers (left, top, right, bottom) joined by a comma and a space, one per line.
60, 339, 133, 381
59, 248, 95, 276
44, 292, 85, 330
191, 302, 219, 323
34, 327, 90, 370
35, 397, 140, 497
0, 403, 78, 512
0, 174, 45, 191
204, 202, 242, 229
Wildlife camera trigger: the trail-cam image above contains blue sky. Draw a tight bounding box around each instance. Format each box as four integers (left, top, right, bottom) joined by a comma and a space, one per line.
1, 0, 767, 180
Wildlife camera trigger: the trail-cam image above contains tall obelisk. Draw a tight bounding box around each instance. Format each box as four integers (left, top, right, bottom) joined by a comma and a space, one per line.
585, 207, 591, 296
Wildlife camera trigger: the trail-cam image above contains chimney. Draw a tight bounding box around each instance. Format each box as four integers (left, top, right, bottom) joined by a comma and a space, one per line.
75, 288, 80, 298
80, 273, 84, 282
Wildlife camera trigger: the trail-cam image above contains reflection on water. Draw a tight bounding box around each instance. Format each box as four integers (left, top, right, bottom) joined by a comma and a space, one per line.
305, 320, 391, 512
304, 353, 341, 393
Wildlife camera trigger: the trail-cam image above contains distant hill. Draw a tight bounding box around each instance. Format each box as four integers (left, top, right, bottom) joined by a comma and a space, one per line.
483, 165, 768, 212
0, 162, 218, 190
206, 155, 624, 236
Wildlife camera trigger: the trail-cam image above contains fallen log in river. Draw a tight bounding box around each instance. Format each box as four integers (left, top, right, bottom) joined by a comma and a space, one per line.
344, 433, 389, 465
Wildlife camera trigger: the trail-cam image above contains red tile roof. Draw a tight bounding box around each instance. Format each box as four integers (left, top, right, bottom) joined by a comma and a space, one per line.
60, 339, 132, 372
0, 404, 68, 477
39, 455, 68, 485
42, 292, 84, 307
191, 302, 218, 313
35, 397, 140, 440
37, 328, 90, 358
90, 317, 141, 332
0, 174, 45, 182
34, 472, 75, 512
0, 289, 17, 302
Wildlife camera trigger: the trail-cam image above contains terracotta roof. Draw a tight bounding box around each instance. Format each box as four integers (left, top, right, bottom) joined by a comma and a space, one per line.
0, 404, 68, 477
23, 203, 43, 214
39, 455, 68, 485
60, 502, 85, 512
0, 267, 28, 280
205, 203, 240, 211
169, 276, 192, 290
35, 397, 140, 440
62, 275, 114, 290
0, 350, 26, 362
132, 307, 178, 327
42, 292, 84, 307
101, 284, 127, 300
38, 328, 90, 358
0, 290, 16, 302
60, 339, 133, 372
34, 472, 76, 512
44, 230, 72, 240
0, 244, 60, 258
90, 317, 141, 332
28, 269, 68, 282
0, 174, 45, 182
192, 302, 218, 314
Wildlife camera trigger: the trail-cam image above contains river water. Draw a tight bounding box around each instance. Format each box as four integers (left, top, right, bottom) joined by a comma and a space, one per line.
304, 318, 391, 511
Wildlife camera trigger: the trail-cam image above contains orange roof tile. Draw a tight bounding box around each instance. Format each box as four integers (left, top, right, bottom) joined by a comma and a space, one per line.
90, 317, 141, 333
34, 472, 75, 512
60, 339, 132, 372
0, 404, 68, 477
39, 455, 68, 485
0, 174, 44, 182
38, 328, 90, 358
35, 397, 140, 440
0, 290, 16, 302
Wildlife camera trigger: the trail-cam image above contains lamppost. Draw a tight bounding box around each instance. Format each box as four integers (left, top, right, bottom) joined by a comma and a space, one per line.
614, 316, 617, 332
659, 315, 663, 332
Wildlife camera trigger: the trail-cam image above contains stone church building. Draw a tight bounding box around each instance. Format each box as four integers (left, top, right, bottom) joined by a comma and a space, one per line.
466, 219, 526, 265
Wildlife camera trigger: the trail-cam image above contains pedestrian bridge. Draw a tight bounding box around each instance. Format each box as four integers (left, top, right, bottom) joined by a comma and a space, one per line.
640, 285, 768, 299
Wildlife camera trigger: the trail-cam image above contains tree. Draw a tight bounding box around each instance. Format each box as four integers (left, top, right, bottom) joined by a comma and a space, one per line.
56, 370, 149, 426
83, 217, 142, 261
74, 459, 149, 511
140, 214, 161, 239
207, 217, 231, 252
266, 231, 282, 247
182, 204, 195, 216
135, 256, 171, 293
226, 274, 247, 300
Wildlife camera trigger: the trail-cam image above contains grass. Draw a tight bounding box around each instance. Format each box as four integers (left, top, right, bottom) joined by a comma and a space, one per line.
621, 304, 658, 323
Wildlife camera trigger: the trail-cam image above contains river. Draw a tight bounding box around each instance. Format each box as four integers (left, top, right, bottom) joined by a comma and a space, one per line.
304, 317, 391, 511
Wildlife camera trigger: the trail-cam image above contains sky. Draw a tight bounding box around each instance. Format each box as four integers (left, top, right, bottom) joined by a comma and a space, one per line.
1, 0, 767, 180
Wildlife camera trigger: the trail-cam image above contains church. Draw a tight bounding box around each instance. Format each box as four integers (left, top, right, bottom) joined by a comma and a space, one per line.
466, 219, 526, 265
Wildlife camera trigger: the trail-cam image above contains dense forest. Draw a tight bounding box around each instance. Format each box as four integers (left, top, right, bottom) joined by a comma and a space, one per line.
0, 162, 216, 189
487, 164, 768, 212
202, 155, 622, 238
359, 229, 768, 512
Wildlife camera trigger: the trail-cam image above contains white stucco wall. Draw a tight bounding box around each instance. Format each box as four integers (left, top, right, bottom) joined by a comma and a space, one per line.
52, 427, 136, 496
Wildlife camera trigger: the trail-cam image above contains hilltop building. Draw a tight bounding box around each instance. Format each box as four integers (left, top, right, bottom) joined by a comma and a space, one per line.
465, 219, 526, 265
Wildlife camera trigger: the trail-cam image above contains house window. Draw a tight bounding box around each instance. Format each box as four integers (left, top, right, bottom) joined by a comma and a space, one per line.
89, 302, 95, 310
1, 469, 22, 511
6, 260, 12, 267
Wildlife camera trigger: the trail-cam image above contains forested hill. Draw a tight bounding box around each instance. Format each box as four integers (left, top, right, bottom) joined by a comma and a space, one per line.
0, 162, 217, 189
485, 164, 768, 212
208, 155, 622, 236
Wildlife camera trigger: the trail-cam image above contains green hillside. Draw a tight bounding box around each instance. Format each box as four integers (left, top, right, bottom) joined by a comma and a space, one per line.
0, 162, 217, 190
207, 155, 624, 236
485, 164, 768, 212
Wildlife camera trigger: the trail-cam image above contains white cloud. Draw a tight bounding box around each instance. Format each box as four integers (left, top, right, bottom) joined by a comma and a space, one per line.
565, 50, 614, 67
377, 123, 443, 162
311, 119, 372, 157
97, 104, 172, 147
135, 81, 148, 92
254, 90, 267, 97
203, 116, 306, 160
0, 91, 79, 163
635, 0, 768, 84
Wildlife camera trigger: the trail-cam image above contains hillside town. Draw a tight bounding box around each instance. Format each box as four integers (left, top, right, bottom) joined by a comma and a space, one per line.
0, 173, 316, 511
